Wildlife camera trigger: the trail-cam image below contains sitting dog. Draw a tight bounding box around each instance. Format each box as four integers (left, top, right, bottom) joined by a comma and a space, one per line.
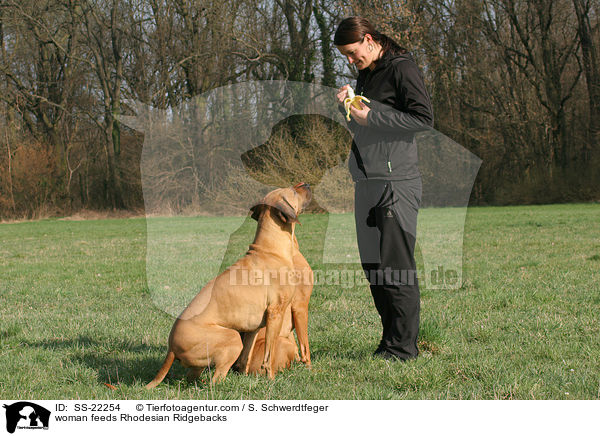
237, 230, 313, 375
146, 183, 312, 387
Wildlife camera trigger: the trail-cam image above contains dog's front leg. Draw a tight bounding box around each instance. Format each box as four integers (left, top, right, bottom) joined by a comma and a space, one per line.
261, 307, 286, 379
291, 305, 311, 368
234, 330, 259, 374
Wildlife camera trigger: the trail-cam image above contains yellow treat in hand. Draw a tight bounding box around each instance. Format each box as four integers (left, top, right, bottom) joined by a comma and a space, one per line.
343, 86, 370, 121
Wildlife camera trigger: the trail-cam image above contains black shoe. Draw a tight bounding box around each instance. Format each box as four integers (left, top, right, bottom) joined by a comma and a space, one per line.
373, 339, 388, 356
374, 349, 403, 362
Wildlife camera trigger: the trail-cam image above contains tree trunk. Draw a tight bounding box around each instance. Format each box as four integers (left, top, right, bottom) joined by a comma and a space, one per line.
313, 2, 336, 87
572, 0, 600, 161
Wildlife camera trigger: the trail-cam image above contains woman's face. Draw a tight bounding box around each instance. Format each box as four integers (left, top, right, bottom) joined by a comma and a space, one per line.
336, 36, 374, 70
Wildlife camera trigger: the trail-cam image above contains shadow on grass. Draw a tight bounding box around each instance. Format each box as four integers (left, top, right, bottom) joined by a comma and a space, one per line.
22, 335, 308, 389
310, 342, 373, 362
22, 323, 444, 389
23, 335, 184, 387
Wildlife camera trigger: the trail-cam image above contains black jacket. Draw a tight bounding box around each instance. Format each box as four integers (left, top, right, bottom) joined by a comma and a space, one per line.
345, 51, 434, 181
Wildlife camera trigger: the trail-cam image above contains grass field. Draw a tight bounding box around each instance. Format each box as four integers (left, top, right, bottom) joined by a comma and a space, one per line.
1, 203, 599, 400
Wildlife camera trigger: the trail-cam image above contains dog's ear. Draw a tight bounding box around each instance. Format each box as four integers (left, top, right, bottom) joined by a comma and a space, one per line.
250, 204, 264, 221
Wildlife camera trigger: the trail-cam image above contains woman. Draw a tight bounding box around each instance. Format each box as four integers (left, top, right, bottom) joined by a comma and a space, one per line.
334, 17, 433, 361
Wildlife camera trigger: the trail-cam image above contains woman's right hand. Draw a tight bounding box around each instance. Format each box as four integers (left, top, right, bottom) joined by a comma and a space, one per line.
336, 85, 350, 106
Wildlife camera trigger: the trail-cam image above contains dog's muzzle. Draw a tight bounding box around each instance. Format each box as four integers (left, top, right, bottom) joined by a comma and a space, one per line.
294, 182, 312, 208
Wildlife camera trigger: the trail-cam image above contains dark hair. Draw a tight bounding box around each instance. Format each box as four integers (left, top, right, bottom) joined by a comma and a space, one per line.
334, 16, 407, 55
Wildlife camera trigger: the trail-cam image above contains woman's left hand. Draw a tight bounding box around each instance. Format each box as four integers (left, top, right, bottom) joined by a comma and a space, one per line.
350, 101, 370, 126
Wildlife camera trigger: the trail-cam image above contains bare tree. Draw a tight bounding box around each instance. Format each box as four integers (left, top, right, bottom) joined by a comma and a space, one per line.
572, 0, 600, 159
0, 0, 80, 169
75, 0, 129, 208
481, 0, 582, 169
313, 0, 343, 87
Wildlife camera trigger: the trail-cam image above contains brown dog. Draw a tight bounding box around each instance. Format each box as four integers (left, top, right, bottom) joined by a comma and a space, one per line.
236, 230, 313, 375
146, 183, 312, 387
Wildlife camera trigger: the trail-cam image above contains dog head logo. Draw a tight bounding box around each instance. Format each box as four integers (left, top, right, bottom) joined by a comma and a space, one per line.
120, 81, 481, 316
3, 402, 50, 434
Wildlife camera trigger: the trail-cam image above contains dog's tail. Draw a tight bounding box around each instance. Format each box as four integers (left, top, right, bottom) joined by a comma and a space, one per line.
146, 350, 176, 389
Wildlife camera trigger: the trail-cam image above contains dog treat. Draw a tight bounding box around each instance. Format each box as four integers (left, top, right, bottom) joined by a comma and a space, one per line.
343, 86, 370, 121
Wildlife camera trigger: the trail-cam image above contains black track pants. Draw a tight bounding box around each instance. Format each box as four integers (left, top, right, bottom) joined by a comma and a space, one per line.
354, 178, 421, 360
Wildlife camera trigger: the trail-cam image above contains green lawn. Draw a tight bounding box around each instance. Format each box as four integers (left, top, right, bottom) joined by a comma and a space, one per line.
1, 203, 599, 399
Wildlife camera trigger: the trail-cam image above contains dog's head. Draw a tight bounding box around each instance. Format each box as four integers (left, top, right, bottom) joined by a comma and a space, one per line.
250, 182, 312, 225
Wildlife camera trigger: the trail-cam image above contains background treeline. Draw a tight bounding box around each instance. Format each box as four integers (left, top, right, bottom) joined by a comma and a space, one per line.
0, 0, 598, 218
